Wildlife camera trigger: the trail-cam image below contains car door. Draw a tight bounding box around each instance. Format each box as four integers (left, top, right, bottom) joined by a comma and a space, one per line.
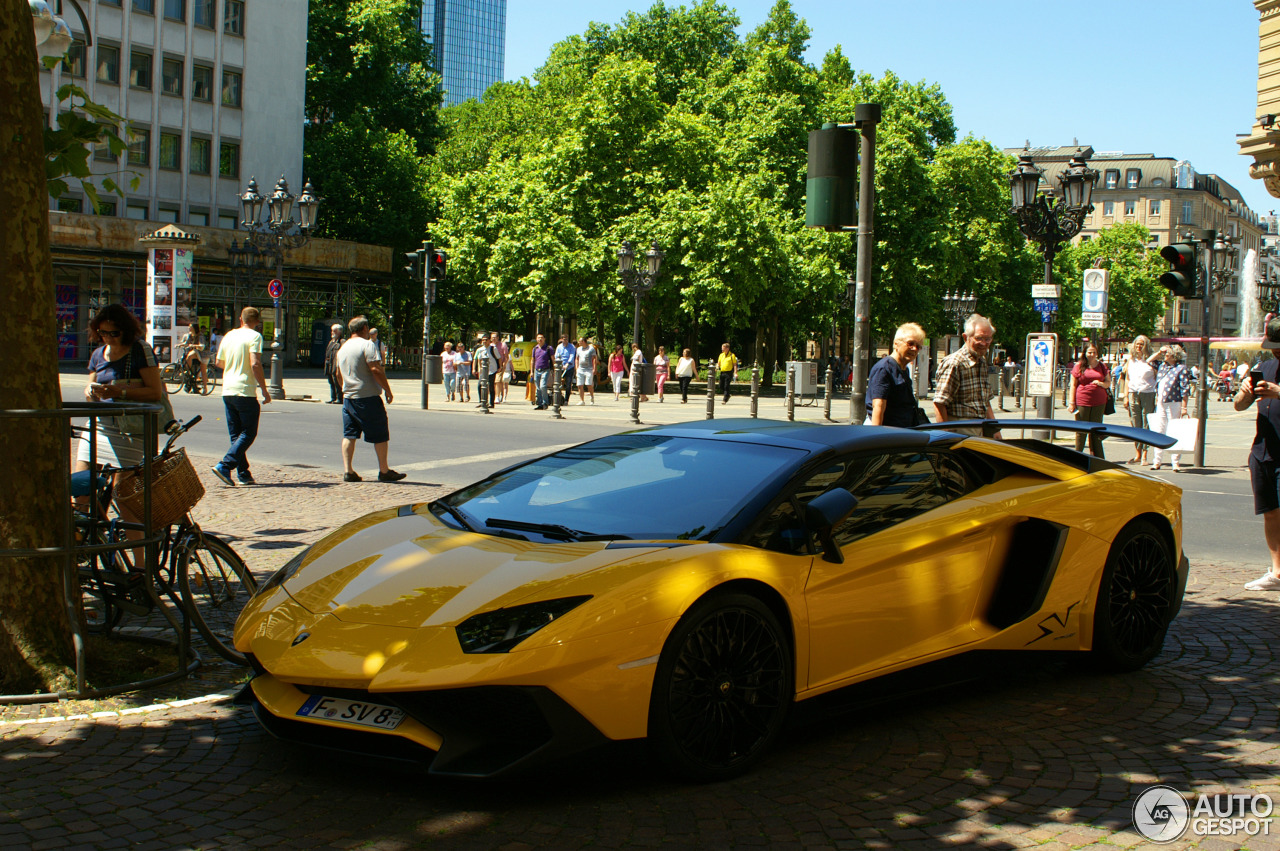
803, 449, 1007, 690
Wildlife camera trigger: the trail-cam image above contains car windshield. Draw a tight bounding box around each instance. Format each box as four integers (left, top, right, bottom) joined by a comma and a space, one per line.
439, 434, 804, 541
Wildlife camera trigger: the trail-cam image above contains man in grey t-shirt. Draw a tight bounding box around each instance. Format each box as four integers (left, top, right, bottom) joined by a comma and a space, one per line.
335, 316, 405, 483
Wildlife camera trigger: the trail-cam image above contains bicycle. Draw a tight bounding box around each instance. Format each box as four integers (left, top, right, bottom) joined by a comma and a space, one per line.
74, 415, 256, 665
160, 355, 218, 395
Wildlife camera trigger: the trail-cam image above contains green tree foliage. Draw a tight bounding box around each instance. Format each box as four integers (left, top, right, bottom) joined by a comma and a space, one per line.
1057, 223, 1168, 346
431, 0, 1039, 365
44, 80, 137, 210
304, 0, 446, 342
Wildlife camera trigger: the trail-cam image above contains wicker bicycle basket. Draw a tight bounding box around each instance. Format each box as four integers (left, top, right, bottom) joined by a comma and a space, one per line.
115, 448, 205, 528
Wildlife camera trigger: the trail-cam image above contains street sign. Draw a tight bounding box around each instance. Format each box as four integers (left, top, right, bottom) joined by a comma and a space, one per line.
267, 278, 283, 299
1081, 314, 1107, 329
1033, 297, 1058, 324
1025, 333, 1057, 397
1031, 284, 1061, 298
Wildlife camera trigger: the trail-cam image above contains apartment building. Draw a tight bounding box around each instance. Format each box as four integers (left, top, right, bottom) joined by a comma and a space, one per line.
1006, 145, 1264, 344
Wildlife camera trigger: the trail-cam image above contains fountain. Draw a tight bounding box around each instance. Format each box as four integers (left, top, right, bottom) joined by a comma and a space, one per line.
1242, 248, 1262, 338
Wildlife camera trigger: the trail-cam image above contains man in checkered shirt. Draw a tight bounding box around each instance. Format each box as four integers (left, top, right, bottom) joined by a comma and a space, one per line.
933, 313, 999, 437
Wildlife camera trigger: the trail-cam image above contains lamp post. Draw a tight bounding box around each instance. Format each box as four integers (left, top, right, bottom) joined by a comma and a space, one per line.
238, 175, 320, 400
1009, 150, 1098, 432
617, 240, 664, 425
942, 290, 977, 351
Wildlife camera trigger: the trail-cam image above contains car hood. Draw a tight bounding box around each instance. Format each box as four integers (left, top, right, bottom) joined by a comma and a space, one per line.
283, 507, 656, 629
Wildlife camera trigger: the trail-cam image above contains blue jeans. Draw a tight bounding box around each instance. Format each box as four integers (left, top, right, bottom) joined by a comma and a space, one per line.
220, 395, 260, 476
534, 368, 550, 406
443, 372, 457, 398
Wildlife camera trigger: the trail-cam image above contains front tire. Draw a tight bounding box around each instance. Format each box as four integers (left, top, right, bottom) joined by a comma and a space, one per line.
1090, 520, 1177, 671
648, 592, 792, 781
177, 532, 257, 665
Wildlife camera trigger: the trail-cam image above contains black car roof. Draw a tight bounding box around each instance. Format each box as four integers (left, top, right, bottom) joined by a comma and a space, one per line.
629, 418, 957, 453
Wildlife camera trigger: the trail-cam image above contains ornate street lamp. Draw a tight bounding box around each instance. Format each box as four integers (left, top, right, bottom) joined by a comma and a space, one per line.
616, 240, 664, 424
942, 290, 977, 341
237, 175, 322, 399
1009, 149, 1099, 431
29, 0, 89, 58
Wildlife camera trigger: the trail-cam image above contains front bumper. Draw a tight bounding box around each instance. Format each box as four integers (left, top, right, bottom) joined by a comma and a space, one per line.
243, 670, 610, 778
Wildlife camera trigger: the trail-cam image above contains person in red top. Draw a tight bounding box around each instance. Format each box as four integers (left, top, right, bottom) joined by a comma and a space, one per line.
1067, 343, 1110, 458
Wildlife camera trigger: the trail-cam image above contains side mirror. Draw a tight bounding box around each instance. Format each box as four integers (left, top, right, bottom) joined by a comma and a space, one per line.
804, 488, 858, 564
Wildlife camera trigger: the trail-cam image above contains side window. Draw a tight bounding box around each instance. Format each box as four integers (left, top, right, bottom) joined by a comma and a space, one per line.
932, 451, 974, 501
830, 452, 946, 546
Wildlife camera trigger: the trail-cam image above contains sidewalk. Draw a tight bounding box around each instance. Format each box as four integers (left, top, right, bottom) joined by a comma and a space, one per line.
69, 363, 1256, 468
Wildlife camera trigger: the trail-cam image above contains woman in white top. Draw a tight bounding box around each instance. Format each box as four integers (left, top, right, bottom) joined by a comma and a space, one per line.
1123, 335, 1159, 464
675, 348, 698, 403
653, 346, 670, 402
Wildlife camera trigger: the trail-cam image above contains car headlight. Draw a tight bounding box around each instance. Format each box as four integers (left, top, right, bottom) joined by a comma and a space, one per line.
254, 549, 308, 599
455, 596, 592, 654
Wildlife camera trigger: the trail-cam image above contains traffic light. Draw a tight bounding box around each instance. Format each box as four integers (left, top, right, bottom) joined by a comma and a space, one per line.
403, 248, 425, 282
429, 249, 447, 283
1158, 242, 1200, 299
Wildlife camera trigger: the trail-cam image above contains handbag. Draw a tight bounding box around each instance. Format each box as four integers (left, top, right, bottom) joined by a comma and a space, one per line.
1104, 388, 1116, 416
114, 344, 177, 437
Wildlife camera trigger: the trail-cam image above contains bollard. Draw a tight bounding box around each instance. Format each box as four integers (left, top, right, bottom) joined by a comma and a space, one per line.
750, 365, 760, 418
477, 356, 491, 414
786, 363, 796, 422
823, 366, 834, 421
630, 365, 642, 425
706, 359, 716, 420
550, 362, 564, 420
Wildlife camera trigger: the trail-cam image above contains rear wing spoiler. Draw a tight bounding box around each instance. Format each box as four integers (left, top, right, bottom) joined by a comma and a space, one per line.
913, 418, 1177, 448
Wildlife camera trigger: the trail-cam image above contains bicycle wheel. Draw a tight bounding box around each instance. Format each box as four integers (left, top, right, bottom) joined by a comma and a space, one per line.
200, 366, 219, 396
161, 362, 183, 390
177, 531, 257, 665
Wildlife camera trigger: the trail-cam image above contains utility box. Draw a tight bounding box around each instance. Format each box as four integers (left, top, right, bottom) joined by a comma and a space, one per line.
787, 360, 819, 395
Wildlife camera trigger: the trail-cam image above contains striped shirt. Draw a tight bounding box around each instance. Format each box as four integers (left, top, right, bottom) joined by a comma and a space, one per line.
933, 346, 993, 421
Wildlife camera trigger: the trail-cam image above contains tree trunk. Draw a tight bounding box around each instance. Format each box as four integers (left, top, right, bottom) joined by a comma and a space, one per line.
0, 0, 76, 692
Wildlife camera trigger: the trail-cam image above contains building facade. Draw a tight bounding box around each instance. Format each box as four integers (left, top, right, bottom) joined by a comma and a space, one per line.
39, 0, 307, 227
419, 0, 505, 106
1006, 145, 1264, 350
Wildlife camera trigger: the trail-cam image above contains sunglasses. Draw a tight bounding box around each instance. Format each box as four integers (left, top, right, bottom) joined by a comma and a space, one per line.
100, 330, 122, 338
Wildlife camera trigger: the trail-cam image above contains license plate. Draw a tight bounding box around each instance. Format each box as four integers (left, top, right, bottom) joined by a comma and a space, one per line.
296, 695, 405, 731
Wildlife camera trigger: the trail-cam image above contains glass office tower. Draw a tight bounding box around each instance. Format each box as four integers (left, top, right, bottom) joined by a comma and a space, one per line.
420, 0, 506, 106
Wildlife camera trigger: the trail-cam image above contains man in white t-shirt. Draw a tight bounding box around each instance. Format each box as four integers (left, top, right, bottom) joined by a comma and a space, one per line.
575, 337, 598, 405
336, 316, 405, 483
212, 306, 271, 487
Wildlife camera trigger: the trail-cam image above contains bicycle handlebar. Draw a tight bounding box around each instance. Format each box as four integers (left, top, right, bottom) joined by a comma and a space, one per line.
160, 415, 201, 455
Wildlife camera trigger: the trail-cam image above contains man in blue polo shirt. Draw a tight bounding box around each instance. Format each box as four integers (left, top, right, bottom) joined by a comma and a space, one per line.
555, 334, 576, 405
531, 333, 553, 409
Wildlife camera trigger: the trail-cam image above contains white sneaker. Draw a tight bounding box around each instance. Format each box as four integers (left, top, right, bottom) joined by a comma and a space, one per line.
1244, 573, 1280, 591
577, 400, 585, 406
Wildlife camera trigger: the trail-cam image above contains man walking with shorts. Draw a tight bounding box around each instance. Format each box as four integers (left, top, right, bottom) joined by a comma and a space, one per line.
212, 307, 271, 487
336, 316, 406, 482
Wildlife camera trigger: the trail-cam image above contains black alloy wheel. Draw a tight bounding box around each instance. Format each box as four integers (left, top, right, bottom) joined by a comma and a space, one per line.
1091, 520, 1177, 671
648, 592, 793, 781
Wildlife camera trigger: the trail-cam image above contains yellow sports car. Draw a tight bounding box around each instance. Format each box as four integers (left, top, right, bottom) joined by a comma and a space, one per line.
234, 418, 1186, 779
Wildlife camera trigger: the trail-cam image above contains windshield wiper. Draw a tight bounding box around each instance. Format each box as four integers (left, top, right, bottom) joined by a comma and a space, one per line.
433, 501, 478, 533
484, 517, 630, 542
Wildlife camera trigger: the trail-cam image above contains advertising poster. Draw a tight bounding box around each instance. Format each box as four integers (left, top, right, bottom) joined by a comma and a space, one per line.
148, 248, 176, 363
174, 248, 195, 330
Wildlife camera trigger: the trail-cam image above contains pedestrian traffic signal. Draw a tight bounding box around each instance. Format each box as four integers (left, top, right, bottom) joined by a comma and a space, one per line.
403, 248, 425, 282
1158, 242, 1200, 299
429, 250, 447, 283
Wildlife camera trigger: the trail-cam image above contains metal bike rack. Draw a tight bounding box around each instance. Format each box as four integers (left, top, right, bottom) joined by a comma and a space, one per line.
0, 402, 199, 705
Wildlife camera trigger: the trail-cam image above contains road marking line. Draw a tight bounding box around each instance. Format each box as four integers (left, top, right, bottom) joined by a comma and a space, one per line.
398, 443, 576, 474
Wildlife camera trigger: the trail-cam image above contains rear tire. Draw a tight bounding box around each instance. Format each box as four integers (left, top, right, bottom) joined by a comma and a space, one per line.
648, 592, 792, 781
1090, 520, 1177, 671
177, 532, 257, 665
161, 362, 182, 390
